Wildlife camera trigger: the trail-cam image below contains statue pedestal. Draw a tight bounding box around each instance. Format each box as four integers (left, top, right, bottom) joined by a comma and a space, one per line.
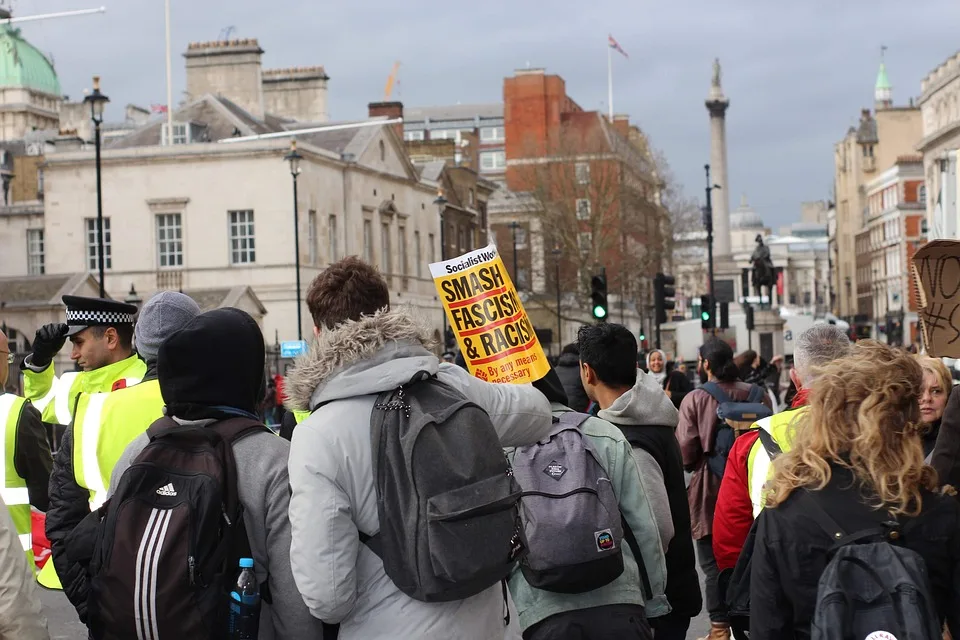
747, 308, 786, 361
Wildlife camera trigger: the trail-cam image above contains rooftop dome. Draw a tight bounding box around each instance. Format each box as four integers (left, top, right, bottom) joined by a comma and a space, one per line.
0, 26, 60, 96
731, 193, 764, 229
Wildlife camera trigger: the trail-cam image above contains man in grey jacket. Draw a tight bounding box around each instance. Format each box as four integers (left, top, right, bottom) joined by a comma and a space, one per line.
284, 257, 554, 640
109, 308, 325, 639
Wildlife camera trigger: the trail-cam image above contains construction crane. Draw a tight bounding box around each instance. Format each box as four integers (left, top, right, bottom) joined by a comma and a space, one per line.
0, 6, 105, 25
383, 61, 400, 101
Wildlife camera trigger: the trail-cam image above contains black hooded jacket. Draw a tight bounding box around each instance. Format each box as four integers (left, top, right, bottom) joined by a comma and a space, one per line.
555, 352, 589, 412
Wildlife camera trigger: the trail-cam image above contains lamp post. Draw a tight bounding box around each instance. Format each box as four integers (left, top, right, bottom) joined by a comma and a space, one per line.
509, 221, 520, 287
433, 190, 449, 348
84, 76, 109, 298
123, 283, 142, 309
702, 164, 721, 301
552, 246, 562, 352
284, 140, 304, 341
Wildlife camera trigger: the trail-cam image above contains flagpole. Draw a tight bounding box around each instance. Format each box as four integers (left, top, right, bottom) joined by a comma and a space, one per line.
164, 0, 174, 139
607, 43, 613, 120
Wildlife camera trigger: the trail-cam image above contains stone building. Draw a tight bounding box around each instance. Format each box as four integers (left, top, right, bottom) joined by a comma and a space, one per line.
918, 50, 960, 240
402, 104, 505, 185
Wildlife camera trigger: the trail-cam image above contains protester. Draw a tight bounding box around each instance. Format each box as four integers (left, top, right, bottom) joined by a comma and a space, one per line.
917, 355, 951, 461
283, 257, 554, 639
580, 323, 702, 640
0, 494, 48, 639
676, 339, 771, 640
749, 341, 960, 637
42, 292, 200, 608
556, 342, 590, 412
506, 393, 670, 639
106, 307, 324, 639
933, 386, 960, 487
713, 325, 850, 573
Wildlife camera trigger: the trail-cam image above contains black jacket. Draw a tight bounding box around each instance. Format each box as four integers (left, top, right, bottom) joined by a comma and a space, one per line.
12, 400, 52, 511
619, 424, 702, 619
555, 353, 589, 413
749, 465, 960, 638
933, 385, 960, 486
663, 370, 692, 410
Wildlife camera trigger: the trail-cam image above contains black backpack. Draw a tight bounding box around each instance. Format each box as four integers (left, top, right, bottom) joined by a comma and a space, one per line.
86, 417, 271, 640
361, 371, 526, 603
804, 492, 942, 640
701, 382, 772, 478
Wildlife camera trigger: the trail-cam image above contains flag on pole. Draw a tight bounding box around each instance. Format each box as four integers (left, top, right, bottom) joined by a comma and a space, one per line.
151, 104, 169, 114
608, 34, 628, 59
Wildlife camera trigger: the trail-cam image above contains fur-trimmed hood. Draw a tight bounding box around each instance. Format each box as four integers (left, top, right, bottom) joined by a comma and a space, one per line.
283, 308, 438, 412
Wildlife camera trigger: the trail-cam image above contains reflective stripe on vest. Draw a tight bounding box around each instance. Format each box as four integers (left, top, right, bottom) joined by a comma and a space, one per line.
78, 393, 109, 510
746, 409, 807, 517
53, 371, 80, 425
0, 394, 33, 564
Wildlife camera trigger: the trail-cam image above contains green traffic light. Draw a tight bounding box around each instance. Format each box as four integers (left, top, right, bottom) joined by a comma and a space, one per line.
593, 306, 607, 319
701, 311, 710, 321
639, 333, 646, 341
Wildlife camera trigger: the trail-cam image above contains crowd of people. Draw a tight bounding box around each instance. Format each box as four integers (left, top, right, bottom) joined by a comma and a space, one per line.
0, 256, 959, 638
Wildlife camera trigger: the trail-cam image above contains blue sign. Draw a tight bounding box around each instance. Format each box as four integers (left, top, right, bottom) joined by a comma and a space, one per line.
280, 340, 308, 359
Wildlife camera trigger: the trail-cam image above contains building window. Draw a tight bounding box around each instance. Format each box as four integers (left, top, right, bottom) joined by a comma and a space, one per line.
480, 126, 505, 142
578, 232, 592, 255
576, 198, 592, 220
517, 267, 529, 288
919, 184, 927, 206
381, 223, 392, 271
85, 217, 112, 270
431, 129, 457, 140
228, 210, 255, 264
480, 151, 506, 170
161, 122, 190, 145
379, 140, 386, 162
415, 231, 422, 277
428, 233, 436, 263
515, 226, 528, 246
399, 226, 408, 276
307, 210, 318, 265
363, 220, 373, 263
328, 215, 338, 262
575, 162, 590, 185
26, 228, 43, 275
36, 167, 44, 197
469, 188, 476, 206
156, 213, 183, 268
403, 130, 425, 142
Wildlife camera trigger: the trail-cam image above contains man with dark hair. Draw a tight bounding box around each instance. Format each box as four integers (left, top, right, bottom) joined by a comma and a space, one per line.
284, 257, 554, 638
555, 342, 589, 412
676, 338, 771, 640
578, 323, 702, 639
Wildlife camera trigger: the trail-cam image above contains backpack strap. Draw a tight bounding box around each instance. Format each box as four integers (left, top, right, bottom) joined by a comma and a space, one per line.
756, 428, 782, 457
745, 384, 766, 404
358, 530, 383, 558
620, 512, 653, 601
701, 382, 733, 406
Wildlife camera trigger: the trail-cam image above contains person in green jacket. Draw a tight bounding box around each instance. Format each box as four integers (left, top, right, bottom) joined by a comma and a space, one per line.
506, 401, 671, 639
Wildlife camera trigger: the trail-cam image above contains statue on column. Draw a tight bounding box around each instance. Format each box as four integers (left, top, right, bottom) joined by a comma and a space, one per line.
712, 58, 722, 88
750, 234, 775, 305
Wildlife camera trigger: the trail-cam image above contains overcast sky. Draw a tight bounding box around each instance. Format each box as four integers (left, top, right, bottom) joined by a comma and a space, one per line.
15, 0, 960, 229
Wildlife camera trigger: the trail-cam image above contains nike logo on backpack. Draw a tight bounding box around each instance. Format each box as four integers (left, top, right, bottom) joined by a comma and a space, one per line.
156, 483, 177, 497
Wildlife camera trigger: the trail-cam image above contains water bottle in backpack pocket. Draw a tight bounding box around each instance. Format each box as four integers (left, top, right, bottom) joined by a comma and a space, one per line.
511, 412, 652, 597
228, 558, 260, 639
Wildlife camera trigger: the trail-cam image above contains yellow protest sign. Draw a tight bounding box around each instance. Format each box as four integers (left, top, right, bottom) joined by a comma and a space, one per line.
430, 244, 550, 383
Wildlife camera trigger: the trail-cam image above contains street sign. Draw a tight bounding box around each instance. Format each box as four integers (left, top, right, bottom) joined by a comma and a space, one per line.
280, 340, 308, 359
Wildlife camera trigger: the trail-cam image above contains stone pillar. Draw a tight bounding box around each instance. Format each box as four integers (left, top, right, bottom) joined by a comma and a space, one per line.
706, 59, 731, 257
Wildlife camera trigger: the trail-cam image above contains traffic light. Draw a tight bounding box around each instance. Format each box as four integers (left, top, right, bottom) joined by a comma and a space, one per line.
590, 273, 608, 321
638, 325, 646, 342
654, 273, 676, 325
700, 294, 715, 330
719, 302, 729, 330
745, 304, 755, 331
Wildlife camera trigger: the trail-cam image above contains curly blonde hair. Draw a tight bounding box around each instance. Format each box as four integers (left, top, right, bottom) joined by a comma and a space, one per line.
765, 340, 937, 516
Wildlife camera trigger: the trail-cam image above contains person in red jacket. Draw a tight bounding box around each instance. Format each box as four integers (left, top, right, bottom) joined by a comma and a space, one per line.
712, 324, 850, 571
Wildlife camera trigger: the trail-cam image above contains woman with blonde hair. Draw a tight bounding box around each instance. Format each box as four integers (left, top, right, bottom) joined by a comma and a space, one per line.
916, 355, 953, 461
749, 340, 960, 638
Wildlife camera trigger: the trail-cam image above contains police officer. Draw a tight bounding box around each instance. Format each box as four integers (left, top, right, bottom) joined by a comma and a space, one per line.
23, 295, 145, 427
0, 328, 53, 565
41, 293, 200, 619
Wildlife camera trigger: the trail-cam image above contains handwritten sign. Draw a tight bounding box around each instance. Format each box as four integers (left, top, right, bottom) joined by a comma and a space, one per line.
430, 244, 550, 383
913, 240, 960, 357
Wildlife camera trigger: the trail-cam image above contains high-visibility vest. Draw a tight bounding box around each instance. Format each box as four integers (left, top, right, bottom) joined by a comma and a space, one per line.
0, 394, 35, 565
746, 407, 807, 516
24, 354, 146, 426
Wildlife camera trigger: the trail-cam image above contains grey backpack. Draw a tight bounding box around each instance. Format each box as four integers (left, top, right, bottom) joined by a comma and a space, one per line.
511, 412, 652, 596
361, 371, 526, 603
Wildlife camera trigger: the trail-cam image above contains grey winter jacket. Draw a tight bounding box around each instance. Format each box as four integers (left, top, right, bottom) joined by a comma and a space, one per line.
109, 425, 325, 640
283, 309, 554, 640
0, 494, 48, 639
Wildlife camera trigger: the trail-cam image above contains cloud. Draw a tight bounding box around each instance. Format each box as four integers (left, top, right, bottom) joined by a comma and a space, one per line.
17, 0, 960, 228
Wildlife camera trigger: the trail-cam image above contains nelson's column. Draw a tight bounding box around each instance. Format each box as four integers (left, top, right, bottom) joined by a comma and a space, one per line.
706, 58, 732, 257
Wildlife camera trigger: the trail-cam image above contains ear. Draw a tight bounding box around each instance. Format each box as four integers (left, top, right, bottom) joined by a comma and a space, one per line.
104, 327, 120, 350
789, 366, 802, 390
313, 325, 321, 339
581, 362, 599, 387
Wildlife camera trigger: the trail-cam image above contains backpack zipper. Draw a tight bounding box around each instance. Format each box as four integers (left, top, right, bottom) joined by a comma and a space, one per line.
520, 487, 599, 499
188, 555, 197, 585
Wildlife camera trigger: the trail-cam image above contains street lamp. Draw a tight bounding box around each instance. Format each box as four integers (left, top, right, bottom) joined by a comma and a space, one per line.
510, 221, 520, 288
123, 283, 142, 309
433, 190, 449, 348
552, 246, 562, 352
284, 139, 304, 341
84, 75, 109, 298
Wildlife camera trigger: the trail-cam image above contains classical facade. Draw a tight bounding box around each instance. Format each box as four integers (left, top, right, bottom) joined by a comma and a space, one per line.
918, 51, 960, 240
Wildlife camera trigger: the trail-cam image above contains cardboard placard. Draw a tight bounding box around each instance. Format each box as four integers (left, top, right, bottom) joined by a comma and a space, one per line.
913, 240, 960, 357
430, 244, 550, 383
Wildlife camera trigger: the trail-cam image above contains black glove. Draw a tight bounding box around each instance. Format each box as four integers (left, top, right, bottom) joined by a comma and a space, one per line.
29, 323, 68, 368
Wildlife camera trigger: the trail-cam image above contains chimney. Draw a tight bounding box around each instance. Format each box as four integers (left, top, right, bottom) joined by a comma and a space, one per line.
184, 39, 265, 119
612, 114, 630, 137
368, 101, 404, 140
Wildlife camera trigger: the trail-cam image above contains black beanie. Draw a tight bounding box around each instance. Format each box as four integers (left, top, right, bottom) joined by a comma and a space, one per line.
158, 307, 265, 416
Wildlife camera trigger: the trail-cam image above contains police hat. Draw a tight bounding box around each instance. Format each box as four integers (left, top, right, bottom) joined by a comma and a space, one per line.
62, 295, 138, 337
